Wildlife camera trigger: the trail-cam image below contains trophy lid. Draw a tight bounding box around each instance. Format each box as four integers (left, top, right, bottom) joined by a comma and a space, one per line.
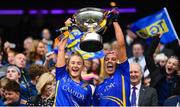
73, 7, 107, 32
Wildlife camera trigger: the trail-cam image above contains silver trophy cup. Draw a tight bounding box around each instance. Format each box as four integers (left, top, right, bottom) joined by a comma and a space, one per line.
73, 7, 108, 52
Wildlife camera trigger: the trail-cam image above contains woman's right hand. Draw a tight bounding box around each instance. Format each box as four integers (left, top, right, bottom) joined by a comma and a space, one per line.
57, 37, 68, 52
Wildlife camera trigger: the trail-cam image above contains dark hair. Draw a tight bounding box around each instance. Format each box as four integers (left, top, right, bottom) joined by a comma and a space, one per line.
132, 41, 144, 50
4, 80, 20, 92
28, 64, 48, 80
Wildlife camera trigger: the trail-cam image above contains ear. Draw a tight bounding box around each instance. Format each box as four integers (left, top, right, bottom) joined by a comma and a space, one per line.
35, 76, 40, 81
18, 73, 21, 79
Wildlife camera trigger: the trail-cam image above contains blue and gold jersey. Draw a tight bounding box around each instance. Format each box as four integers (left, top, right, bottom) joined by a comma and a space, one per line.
55, 65, 92, 106
93, 60, 130, 106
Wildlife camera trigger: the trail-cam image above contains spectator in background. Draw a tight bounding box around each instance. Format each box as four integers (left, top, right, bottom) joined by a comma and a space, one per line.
145, 35, 179, 105
124, 27, 138, 58
41, 28, 53, 52
128, 42, 149, 77
163, 79, 180, 106
5, 65, 21, 83
130, 63, 158, 106
28, 64, 48, 86
28, 64, 49, 97
0, 78, 8, 103
5, 65, 34, 101
26, 72, 55, 106
14, 53, 36, 99
29, 40, 47, 65
7, 50, 16, 65
4, 80, 26, 106
103, 42, 111, 54
23, 36, 33, 60
0, 80, 4, 106
3, 41, 16, 55
154, 53, 168, 68
91, 58, 101, 76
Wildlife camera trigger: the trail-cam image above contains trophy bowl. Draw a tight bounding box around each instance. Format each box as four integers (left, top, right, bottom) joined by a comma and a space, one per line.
73, 7, 107, 32
73, 7, 108, 52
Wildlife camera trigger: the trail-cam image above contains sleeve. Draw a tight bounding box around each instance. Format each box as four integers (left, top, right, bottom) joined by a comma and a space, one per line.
117, 60, 130, 79
145, 36, 160, 74
56, 65, 68, 80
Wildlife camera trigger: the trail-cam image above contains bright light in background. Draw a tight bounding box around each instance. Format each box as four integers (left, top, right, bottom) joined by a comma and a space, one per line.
110, 2, 117, 7
0, 8, 137, 15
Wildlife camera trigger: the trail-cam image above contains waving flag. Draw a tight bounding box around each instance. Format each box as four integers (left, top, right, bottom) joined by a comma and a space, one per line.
53, 28, 105, 60
130, 7, 179, 44
54, 27, 83, 53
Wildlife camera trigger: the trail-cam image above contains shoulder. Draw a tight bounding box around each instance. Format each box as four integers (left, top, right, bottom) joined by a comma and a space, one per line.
128, 57, 134, 62
143, 86, 157, 93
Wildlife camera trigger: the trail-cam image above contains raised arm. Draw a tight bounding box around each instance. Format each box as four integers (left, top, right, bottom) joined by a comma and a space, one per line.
113, 22, 127, 63
56, 37, 68, 67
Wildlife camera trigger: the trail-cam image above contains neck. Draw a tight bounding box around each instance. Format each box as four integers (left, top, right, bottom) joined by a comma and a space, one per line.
131, 82, 140, 87
71, 76, 80, 83
35, 54, 42, 60
31, 80, 37, 85
166, 74, 173, 80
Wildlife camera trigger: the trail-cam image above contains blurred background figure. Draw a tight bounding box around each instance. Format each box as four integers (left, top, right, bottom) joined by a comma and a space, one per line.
23, 36, 33, 58
4, 80, 26, 106
154, 53, 168, 68
41, 28, 53, 53
29, 40, 47, 65
26, 72, 55, 106
124, 26, 138, 58
128, 42, 150, 77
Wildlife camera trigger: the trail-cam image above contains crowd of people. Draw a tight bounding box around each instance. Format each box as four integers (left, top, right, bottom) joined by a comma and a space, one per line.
0, 12, 180, 106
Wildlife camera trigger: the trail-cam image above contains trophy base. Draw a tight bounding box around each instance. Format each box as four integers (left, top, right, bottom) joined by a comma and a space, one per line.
80, 40, 103, 52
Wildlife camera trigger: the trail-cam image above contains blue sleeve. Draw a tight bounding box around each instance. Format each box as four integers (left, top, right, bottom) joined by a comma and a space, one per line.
0, 99, 4, 106
117, 60, 130, 79
56, 65, 68, 80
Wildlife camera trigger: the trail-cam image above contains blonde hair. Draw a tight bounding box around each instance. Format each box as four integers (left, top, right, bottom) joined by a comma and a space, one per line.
155, 53, 168, 62
36, 72, 55, 95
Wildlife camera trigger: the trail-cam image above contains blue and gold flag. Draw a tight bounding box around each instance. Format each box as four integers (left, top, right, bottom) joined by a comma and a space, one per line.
130, 7, 179, 44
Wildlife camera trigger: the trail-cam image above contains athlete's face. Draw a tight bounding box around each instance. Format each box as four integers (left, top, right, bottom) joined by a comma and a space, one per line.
68, 55, 84, 79
104, 53, 117, 76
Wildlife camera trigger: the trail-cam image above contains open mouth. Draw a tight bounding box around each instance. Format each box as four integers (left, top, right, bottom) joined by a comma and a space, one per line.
107, 63, 114, 71
167, 68, 172, 72
72, 67, 79, 72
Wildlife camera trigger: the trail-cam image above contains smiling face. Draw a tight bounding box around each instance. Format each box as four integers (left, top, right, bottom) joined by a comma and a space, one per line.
165, 57, 179, 75
130, 63, 142, 86
104, 53, 117, 76
68, 55, 84, 79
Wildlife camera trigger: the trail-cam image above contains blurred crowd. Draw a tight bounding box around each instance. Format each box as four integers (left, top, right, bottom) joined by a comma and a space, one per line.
0, 23, 180, 106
